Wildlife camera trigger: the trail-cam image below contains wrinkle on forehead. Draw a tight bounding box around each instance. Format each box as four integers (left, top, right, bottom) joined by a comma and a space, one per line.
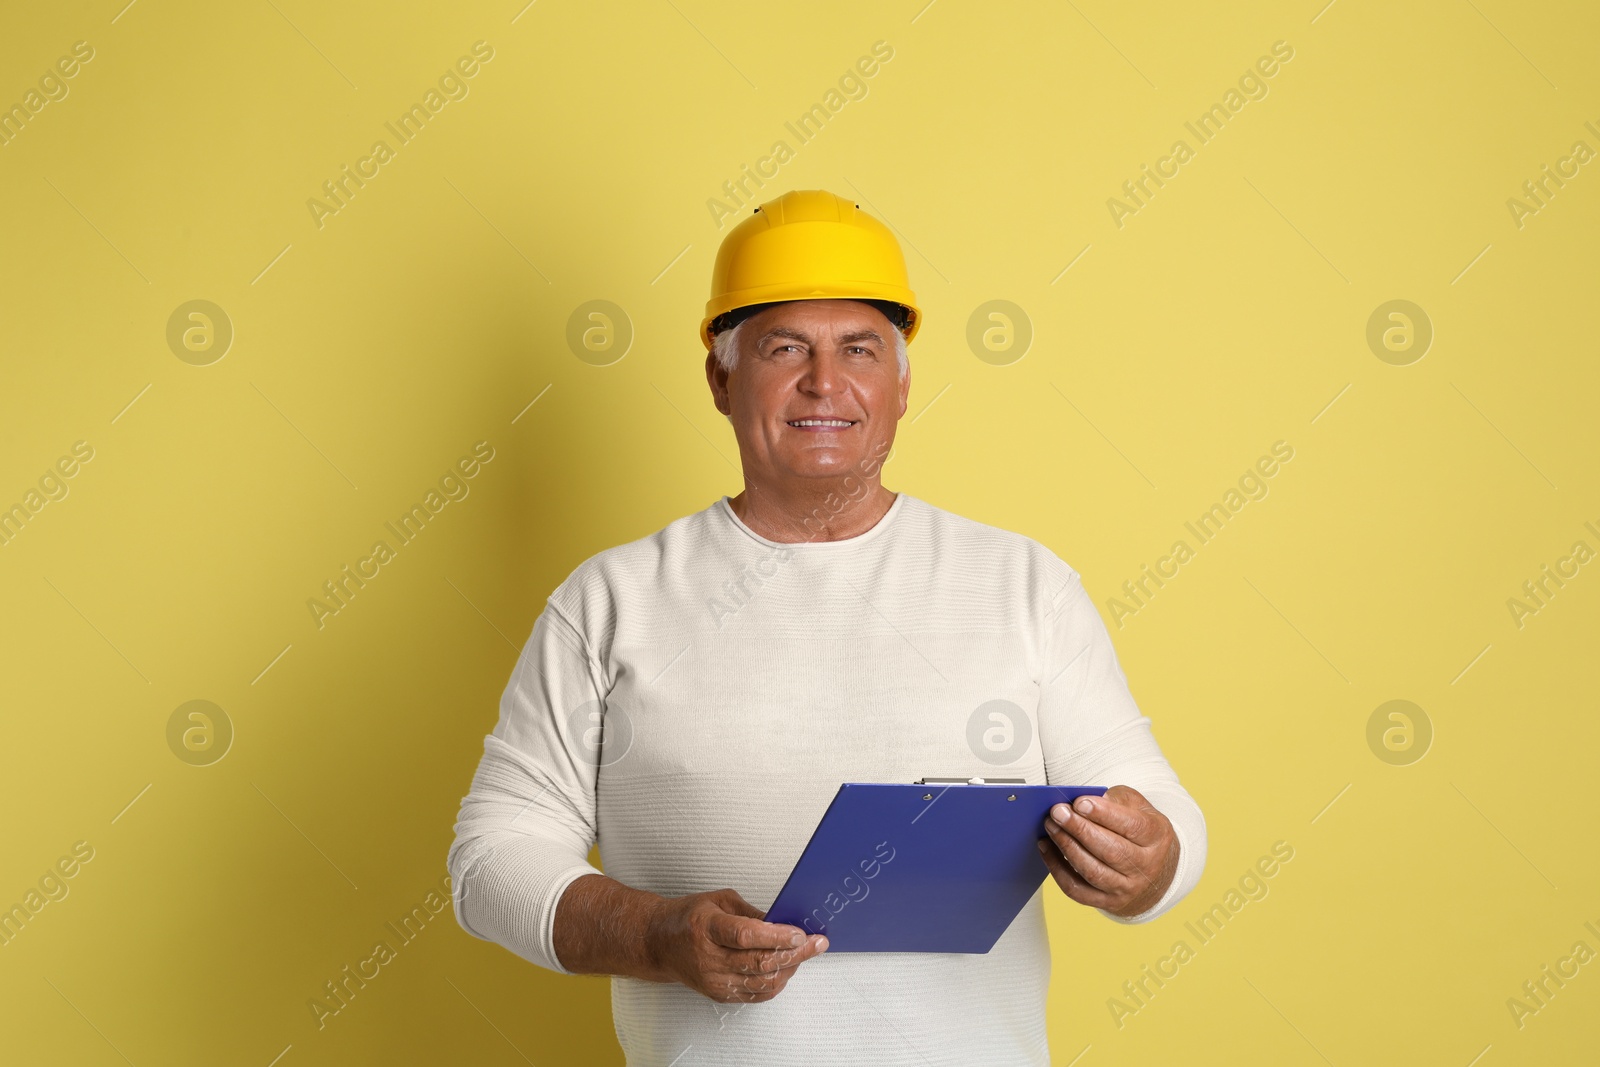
752, 323, 888, 350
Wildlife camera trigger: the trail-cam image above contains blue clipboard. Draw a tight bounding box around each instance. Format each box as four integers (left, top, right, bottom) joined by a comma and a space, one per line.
763, 780, 1108, 953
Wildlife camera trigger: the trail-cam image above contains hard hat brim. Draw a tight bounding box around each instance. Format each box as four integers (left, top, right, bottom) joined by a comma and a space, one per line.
700, 286, 921, 350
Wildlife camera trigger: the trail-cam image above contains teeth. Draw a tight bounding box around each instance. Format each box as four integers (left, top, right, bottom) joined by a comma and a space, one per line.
789, 419, 852, 426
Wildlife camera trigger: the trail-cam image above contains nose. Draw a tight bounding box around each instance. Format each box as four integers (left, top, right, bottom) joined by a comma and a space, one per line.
799, 345, 843, 396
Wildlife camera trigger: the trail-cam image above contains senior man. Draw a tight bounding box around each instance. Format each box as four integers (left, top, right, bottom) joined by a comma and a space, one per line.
447, 189, 1206, 1065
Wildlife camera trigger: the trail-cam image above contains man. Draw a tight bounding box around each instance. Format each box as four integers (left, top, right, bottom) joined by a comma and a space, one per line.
447, 189, 1206, 1065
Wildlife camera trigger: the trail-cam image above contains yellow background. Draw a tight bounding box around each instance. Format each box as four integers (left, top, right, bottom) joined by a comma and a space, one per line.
2, 0, 1596, 1063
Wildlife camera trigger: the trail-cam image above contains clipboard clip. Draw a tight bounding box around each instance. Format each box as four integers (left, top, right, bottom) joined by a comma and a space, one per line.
916, 776, 1027, 785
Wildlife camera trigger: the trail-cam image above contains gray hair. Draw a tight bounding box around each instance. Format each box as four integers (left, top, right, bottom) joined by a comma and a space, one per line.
712, 316, 909, 380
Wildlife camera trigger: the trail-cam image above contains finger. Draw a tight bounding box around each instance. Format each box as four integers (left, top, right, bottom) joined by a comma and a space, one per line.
1051, 817, 1166, 907
729, 966, 782, 994
1044, 819, 1133, 892
706, 913, 809, 952
1061, 791, 1153, 847
1037, 837, 1117, 909
1090, 787, 1166, 846
728, 934, 828, 975
726, 956, 808, 1000
725, 953, 816, 1002
725, 961, 785, 992
716, 972, 778, 1003
1049, 805, 1141, 880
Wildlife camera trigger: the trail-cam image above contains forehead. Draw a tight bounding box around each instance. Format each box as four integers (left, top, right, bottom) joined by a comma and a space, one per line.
744, 299, 893, 337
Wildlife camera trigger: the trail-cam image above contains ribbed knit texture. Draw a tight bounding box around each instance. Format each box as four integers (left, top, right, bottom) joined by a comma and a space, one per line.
447, 492, 1207, 1066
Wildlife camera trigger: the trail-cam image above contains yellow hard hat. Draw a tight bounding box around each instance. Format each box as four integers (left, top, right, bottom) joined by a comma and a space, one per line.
700, 189, 921, 350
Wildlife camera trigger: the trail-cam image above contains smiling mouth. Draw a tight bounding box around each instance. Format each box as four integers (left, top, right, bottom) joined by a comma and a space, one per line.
786, 418, 856, 428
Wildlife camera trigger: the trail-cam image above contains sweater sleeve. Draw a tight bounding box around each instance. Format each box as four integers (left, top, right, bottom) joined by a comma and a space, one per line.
446, 602, 608, 975
1036, 566, 1207, 925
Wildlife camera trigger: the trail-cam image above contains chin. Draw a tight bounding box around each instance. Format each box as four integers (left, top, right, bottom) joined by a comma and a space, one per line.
783, 455, 857, 476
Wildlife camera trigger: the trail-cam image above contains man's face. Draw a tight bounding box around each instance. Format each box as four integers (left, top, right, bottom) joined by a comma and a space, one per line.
706, 299, 910, 487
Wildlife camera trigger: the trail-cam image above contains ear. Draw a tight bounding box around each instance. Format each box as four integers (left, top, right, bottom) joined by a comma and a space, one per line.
897, 351, 911, 419
706, 350, 731, 416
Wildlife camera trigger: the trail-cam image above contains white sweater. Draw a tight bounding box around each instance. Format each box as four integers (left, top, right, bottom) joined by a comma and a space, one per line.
447, 492, 1206, 1066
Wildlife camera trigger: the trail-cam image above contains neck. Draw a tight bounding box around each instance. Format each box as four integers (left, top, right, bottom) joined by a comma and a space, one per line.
729, 478, 897, 543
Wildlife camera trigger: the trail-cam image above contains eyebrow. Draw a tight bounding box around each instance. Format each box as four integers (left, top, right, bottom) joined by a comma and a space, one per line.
754, 325, 887, 349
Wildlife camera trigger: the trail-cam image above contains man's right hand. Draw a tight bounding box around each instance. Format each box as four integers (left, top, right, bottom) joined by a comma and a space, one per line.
644, 888, 828, 1003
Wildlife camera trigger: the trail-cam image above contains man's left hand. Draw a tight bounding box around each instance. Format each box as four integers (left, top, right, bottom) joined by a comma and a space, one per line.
1038, 784, 1179, 918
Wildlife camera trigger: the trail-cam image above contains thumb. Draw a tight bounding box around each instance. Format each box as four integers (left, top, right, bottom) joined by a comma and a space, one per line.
712, 888, 764, 919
